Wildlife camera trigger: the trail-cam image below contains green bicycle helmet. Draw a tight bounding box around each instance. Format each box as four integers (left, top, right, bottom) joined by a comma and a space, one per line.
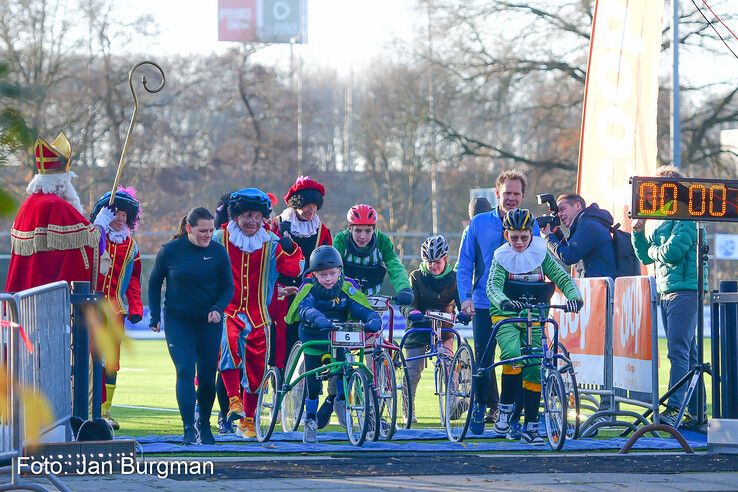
502, 208, 534, 231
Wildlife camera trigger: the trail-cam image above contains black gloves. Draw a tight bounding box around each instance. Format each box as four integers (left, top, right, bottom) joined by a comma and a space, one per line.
279, 220, 292, 237
456, 312, 472, 325
566, 299, 584, 313
392, 288, 414, 306
500, 299, 524, 312
127, 314, 143, 324
279, 234, 296, 254
407, 310, 425, 322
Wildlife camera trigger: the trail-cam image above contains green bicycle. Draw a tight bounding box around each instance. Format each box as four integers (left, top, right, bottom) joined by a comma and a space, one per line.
255, 321, 380, 446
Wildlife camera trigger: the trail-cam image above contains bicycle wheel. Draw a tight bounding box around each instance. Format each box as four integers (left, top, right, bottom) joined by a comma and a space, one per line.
255, 366, 282, 443
281, 341, 306, 433
345, 369, 377, 446
435, 356, 449, 426
445, 343, 475, 442
366, 382, 380, 442
543, 368, 568, 451
371, 351, 397, 440
557, 357, 581, 439
394, 350, 413, 429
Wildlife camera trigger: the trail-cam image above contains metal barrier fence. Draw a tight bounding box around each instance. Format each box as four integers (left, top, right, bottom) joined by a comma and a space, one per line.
552, 276, 661, 436
0, 293, 21, 464
0, 281, 72, 492
14, 282, 72, 441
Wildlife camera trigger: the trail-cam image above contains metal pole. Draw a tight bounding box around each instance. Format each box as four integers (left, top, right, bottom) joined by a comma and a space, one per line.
296, 41, 304, 174
696, 223, 706, 423
427, 0, 439, 235
9, 313, 20, 486
711, 289, 721, 418
672, 0, 681, 167
720, 280, 738, 419
343, 66, 353, 172
92, 357, 103, 420
71, 282, 92, 420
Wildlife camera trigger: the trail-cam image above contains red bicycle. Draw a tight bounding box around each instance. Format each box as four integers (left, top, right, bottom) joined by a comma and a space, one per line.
364, 294, 411, 440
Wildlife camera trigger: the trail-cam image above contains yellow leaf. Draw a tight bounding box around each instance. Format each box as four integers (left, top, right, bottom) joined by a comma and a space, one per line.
83, 299, 132, 376
19, 387, 53, 446
0, 188, 18, 218
0, 365, 9, 423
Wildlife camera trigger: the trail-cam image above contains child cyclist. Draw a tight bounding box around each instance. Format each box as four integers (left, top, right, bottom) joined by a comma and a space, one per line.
286, 245, 382, 443
322, 203, 413, 426
476, 208, 582, 444
400, 235, 469, 422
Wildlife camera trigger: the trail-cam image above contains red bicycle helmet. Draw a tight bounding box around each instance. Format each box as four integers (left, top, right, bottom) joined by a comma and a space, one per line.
347, 204, 377, 226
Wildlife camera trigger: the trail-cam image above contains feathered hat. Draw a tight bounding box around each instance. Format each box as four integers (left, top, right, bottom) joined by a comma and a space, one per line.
91, 186, 141, 231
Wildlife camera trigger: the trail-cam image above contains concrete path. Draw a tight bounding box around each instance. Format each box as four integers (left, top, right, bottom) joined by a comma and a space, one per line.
22, 471, 738, 491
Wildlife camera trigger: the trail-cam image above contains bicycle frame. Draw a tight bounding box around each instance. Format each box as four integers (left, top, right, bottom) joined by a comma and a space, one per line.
475, 305, 570, 379
399, 315, 465, 392
278, 339, 372, 407
365, 295, 401, 355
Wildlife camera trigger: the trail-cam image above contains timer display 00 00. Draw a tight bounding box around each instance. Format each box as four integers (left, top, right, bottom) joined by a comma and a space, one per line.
630, 176, 738, 222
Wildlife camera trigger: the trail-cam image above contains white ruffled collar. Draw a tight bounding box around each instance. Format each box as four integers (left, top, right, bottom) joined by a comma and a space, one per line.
493, 236, 547, 274
108, 226, 130, 245
279, 208, 321, 238
227, 221, 272, 253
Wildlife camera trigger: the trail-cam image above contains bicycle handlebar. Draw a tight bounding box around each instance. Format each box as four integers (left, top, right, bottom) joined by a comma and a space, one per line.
515, 303, 567, 310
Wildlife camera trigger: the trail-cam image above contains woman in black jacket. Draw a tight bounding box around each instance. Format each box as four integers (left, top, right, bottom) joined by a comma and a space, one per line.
148, 207, 234, 445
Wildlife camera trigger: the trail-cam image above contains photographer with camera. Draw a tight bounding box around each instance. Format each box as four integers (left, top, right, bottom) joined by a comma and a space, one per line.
540, 193, 618, 279
457, 169, 539, 432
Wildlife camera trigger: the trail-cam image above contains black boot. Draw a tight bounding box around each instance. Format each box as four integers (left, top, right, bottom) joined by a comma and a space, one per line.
198, 420, 215, 445
183, 424, 198, 445
317, 394, 336, 429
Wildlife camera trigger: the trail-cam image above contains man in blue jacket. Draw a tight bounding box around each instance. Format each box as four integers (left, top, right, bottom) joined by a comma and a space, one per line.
456, 169, 539, 432
542, 193, 617, 279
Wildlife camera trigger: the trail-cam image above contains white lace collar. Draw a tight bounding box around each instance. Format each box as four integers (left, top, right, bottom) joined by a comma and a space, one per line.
227, 220, 272, 253
279, 208, 321, 238
493, 236, 547, 274
108, 226, 130, 245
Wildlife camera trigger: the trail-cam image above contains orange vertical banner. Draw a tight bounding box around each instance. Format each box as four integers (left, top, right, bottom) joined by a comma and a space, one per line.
551, 277, 610, 387
612, 276, 658, 394
577, 0, 663, 230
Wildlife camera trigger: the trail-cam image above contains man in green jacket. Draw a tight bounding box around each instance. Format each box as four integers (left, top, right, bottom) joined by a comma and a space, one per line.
631, 165, 707, 428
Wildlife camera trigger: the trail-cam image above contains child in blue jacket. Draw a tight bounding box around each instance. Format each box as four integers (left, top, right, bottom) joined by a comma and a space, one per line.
285, 245, 381, 443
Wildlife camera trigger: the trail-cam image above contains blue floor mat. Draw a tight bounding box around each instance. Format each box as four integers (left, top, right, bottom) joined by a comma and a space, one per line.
122, 428, 706, 454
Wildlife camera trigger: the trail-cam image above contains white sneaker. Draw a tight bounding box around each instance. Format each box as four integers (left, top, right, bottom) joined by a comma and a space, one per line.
303, 417, 318, 444
334, 399, 347, 427
493, 403, 515, 435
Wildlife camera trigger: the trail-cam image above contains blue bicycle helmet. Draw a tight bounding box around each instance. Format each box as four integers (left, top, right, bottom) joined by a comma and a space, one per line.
502, 208, 534, 231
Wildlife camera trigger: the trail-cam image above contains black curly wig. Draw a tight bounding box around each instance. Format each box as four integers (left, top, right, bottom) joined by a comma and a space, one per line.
228, 196, 271, 220
215, 192, 232, 227
287, 188, 324, 211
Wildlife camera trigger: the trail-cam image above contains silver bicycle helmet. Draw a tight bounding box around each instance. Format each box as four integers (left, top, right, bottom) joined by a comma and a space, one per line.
421, 235, 449, 261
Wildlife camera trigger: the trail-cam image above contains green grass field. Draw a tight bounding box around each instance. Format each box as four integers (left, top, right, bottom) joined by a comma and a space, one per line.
111, 338, 711, 438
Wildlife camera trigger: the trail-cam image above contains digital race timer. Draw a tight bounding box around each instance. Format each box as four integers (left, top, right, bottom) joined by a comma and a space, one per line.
630, 176, 738, 222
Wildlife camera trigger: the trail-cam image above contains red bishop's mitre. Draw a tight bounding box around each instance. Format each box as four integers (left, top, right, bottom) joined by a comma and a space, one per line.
34, 132, 72, 174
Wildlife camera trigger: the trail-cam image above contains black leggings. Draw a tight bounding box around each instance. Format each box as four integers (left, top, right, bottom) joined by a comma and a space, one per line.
304, 350, 345, 401
164, 312, 222, 428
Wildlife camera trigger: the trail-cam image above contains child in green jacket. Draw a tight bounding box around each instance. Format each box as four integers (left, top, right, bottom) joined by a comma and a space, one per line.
472, 208, 582, 444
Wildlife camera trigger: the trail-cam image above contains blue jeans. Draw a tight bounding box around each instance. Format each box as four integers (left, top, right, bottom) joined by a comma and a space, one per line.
661, 291, 705, 416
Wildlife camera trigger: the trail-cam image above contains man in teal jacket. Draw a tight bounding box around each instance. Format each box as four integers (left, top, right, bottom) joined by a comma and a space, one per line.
631, 165, 707, 428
